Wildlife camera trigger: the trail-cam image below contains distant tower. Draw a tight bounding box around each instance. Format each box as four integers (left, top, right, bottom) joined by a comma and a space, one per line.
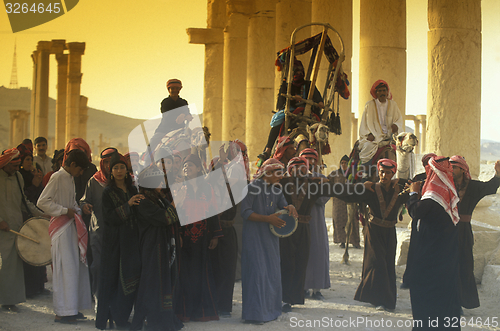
9, 41, 19, 89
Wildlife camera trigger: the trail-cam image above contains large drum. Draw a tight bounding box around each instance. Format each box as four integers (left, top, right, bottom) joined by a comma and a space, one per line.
269, 209, 298, 238
15, 217, 51, 266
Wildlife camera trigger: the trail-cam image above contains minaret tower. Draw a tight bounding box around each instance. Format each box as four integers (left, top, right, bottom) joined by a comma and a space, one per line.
9, 41, 19, 89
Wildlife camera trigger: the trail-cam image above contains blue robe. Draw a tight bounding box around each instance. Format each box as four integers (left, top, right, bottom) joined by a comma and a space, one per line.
240, 179, 287, 322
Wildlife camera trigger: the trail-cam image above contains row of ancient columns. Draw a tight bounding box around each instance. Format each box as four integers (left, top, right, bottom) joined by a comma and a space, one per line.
187, 0, 360, 168
28, 40, 87, 150
190, 0, 481, 176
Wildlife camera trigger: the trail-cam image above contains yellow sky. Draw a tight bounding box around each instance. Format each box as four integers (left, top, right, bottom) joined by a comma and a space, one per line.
1, 0, 499, 141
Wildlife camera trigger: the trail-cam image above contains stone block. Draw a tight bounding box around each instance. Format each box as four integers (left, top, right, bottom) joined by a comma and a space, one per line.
480, 265, 500, 301
472, 231, 500, 283
396, 229, 411, 266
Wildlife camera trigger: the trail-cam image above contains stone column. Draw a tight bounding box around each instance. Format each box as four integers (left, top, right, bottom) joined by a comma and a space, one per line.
9, 110, 30, 147
427, 0, 481, 177
52, 40, 68, 149
312, 0, 352, 170
246, 0, 277, 161
65, 42, 85, 141
351, 112, 358, 149
33, 41, 51, 140
417, 114, 426, 154
358, 0, 406, 121
221, 0, 250, 141
275, 0, 312, 102
79, 96, 88, 141
413, 117, 421, 155
187, 0, 226, 142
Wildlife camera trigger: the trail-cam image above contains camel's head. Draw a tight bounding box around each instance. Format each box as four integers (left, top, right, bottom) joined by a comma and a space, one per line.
191, 126, 210, 149
308, 123, 329, 144
394, 132, 418, 153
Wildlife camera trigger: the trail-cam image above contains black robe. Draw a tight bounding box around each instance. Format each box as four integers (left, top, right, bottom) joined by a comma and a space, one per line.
174, 180, 222, 322
340, 179, 409, 309
278, 176, 342, 305
96, 185, 141, 330
131, 194, 183, 331
406, 195, 461, 330
456, 176, 500, 309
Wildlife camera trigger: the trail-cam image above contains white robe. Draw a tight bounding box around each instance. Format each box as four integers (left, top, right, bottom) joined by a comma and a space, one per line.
358, 99, 403, 164
37, 168, 91, 316
0, 170, 43, 305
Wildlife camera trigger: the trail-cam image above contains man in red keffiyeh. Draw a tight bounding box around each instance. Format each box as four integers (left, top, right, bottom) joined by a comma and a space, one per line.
450, 155, 500, 311
405, 156, 462, 329
358, 80, 403, 166
37, 149, 92, 324
337, 158, 410, 311
1, 148, 44, 312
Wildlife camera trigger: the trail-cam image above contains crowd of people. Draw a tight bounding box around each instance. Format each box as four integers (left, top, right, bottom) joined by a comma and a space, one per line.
1, 78, 499, 331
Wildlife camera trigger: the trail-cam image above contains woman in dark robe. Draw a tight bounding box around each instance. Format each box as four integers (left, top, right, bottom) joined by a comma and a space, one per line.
406, 156, 461, 330
16, 143, 46, 298
174, 154, 222, 322
95, 154, 143, 330
130, 165, 184, 331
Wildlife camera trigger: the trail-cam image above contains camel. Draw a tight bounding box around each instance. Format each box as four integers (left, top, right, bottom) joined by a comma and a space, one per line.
394, 132, 418, 180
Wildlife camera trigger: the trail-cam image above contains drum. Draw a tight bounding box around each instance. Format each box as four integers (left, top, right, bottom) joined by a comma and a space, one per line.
15, 217, 51, 266
269, 209, 298, 238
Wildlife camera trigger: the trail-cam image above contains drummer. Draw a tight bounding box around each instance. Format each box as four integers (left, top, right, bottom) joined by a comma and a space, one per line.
0, 148, 44, 312
240, 159, 297, 325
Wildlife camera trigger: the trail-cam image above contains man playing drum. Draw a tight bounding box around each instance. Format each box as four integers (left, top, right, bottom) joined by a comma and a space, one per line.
0, 148, 44, 312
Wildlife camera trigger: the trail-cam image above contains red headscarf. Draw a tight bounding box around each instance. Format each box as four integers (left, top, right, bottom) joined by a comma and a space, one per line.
253, 158, 284, 180
93, 148, 118, 185
64, 138, 92, 163
449, 155, 471, 180
370, 80, 392, 100
377, 158, 397, 174
16, 143, 33, 161
0, 148, 21, 169
287, 156, 309, 176
421, 153, 437, 166
421, 156, 460, 225
298, 148, 318, 161
273, 136, 294, 161
167, 79, 182, 89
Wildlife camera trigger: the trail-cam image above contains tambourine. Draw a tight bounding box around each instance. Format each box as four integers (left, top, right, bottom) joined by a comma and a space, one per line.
269, 209, 298, 238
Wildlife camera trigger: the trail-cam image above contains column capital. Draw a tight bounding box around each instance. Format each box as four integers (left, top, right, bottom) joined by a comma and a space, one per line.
51, 39, 67, 54
187, 28, 224, 44
37, 41, 52, 52
66, 42, 86, 55
226, 0, 252, 16
416, 114, 426, 122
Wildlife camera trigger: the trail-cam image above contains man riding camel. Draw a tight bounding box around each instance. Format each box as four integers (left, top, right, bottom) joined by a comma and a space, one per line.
358, 80, 403, 173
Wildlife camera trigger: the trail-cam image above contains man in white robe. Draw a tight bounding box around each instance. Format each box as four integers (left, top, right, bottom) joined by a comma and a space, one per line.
37, 149, 91, 324
358, 80, 403, 165
0, 149, 44, 312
